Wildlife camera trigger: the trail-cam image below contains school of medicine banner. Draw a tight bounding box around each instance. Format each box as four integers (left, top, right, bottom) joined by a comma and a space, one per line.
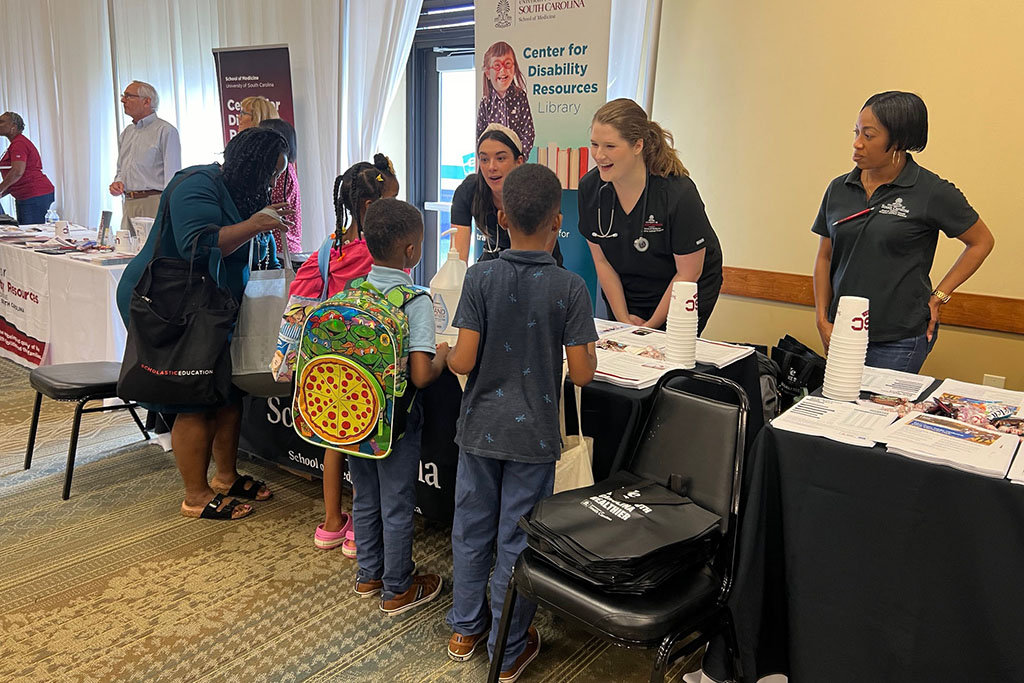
475, 0, 612, 304
0, 247, 49, 366
213, 45, 295, 145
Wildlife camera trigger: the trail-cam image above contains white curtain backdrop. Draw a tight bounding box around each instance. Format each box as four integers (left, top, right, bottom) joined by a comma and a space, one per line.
608, 0, 662, 109
0, 0, 118, 226
1, 0, 422, 252
340, 0, 423, 170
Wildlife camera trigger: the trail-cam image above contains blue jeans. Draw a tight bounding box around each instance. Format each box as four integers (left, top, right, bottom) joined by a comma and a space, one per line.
15, 192, 54, 225
866, 327, 937, 373
347, 396, 423, 600
446, 450, 555, 670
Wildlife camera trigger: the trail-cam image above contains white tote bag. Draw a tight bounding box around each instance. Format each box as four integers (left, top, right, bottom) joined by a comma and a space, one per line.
554, 366, 595, 494
231, 235, 294, 397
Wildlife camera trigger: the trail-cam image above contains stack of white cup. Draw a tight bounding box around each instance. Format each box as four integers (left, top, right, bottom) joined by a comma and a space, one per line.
665, 281, 698, 369
822, 295, 870, 401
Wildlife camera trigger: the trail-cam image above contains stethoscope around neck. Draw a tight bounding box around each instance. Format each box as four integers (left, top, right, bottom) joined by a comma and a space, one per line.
592, 173, 652, 252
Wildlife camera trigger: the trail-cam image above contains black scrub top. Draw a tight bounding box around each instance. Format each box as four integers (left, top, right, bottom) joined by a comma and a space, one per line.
577, 168, 722, 330
451, 174, 563, 265
811, 154, 978, 342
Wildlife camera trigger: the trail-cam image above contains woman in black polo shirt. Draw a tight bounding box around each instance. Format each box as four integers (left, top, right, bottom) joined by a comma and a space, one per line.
579, 99, 722, 333
811, 91, 995, 372
451, 123, 562, 265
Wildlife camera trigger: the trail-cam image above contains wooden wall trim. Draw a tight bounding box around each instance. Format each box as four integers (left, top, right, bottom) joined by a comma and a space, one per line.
721, 267, 1023, 335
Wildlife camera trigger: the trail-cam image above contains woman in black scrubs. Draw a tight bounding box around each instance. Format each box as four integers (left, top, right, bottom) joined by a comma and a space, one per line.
579, 98, 722, 333
451, 123, 562, 265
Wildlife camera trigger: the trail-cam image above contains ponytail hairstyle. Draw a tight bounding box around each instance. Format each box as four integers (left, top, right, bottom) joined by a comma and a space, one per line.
331, 153, 397, 254
472, 125, 524, 232
481, 41, 528, 99
591, 98, 688, 178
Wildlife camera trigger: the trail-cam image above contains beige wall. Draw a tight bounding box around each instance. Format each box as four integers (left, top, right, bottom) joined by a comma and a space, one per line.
653, 0, 1023, 388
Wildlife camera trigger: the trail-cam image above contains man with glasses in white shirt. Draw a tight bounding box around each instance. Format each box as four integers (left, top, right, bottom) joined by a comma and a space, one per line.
109, 80, 181, 231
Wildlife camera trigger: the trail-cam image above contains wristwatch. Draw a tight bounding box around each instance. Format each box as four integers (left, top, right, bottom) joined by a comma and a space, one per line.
931, 288, 952, 304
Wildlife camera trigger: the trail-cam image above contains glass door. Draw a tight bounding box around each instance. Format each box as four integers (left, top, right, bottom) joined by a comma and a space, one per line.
427, 54, 476, 271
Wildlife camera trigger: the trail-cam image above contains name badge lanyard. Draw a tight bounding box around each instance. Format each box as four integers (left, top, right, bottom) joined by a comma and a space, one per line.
593, 175, 651, 253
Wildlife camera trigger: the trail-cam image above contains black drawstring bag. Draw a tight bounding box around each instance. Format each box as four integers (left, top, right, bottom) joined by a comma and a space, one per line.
117, 171, 239, 406
771, 335, 826, 410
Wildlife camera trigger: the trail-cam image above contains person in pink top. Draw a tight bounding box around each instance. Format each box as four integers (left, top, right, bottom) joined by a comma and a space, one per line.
270, 153, 398, 558
259, 118, 303, 257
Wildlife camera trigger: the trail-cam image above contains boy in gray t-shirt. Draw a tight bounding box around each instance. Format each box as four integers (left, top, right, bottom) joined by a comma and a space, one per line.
444, 164, 598, 679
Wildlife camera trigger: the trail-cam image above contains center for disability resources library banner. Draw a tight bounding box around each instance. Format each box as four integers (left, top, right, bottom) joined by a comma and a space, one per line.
475, 0, 612, 306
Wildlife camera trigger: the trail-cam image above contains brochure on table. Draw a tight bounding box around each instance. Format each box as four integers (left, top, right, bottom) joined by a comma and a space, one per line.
859, 366, 934, 401
879, 411, 1019, 479
771, 395, 897, 447
593, 319, 754, 389
925, 378, 1024, 418
1007, 450, 1024, 485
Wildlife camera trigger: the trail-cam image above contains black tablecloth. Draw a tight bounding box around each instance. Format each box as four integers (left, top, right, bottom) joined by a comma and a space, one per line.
238, 354, 764, 523
705, 424, 1024, 683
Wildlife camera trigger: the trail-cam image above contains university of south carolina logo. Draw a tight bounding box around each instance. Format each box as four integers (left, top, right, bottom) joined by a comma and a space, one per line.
878, 197, 909, 218
494, 0, 512, 28
850, 310, 870, 332
642, 214, 664, 233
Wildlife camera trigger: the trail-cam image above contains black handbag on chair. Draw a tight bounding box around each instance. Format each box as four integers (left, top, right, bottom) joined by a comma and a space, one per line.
117, 172, 239, 406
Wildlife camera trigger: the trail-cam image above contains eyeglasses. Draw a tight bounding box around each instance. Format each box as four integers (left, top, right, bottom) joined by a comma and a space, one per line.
240, 110, 253, 118
487, 59, 515, 73
121, 92, 142, 99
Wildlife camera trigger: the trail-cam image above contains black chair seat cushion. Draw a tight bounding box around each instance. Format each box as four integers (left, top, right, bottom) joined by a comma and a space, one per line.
515, 548, 721, 644
29, 362, 123, 401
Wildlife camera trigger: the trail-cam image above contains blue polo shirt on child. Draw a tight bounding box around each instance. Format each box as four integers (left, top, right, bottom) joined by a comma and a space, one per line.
453, 249, 598, 464
366, 264, 435, 354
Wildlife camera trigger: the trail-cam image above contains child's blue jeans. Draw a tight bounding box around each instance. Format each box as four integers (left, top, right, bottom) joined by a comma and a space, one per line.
446, 449, 555, 670
348, 396, 423, 600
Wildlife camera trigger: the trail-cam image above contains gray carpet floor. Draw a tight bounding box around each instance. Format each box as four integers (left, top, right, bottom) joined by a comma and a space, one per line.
0, 358, 700, 682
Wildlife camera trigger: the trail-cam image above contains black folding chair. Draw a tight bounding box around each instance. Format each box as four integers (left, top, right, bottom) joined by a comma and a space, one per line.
24, 361, 150, 499
489, 368, 749, 683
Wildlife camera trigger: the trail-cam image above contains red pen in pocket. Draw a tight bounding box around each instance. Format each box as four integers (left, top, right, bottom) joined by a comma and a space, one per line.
832, 207, 873, 227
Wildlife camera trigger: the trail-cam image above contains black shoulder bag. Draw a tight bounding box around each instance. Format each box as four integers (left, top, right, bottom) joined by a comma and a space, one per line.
117, 171, 239, 406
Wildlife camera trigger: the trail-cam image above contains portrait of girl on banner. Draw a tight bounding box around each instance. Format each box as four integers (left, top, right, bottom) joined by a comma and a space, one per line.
477, 41, 535, 160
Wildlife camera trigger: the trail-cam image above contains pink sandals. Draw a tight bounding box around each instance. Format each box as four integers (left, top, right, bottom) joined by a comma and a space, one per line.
314, 513, 353, 551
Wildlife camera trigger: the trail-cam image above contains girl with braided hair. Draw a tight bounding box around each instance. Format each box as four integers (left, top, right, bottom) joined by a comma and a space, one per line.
284, 153, 398, 300
270, 153, 398, 555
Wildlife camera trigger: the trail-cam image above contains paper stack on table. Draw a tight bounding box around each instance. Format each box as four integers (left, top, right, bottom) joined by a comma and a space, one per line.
879, 412, 1020, 478
1006, 450, 1024, 485
925, 378, 1024, 418
592, 320, 754, 389
860, 366, 934, 400
771, 395, 897, 447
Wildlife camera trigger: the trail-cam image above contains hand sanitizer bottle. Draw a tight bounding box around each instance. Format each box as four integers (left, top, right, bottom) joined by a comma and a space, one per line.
430, 229, 467, 346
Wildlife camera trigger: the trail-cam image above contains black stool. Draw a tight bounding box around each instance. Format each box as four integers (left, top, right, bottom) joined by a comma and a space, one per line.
24, 361, 150, 499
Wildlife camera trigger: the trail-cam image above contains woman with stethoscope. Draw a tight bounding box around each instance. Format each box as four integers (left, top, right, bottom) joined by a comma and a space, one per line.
451, 123, 563, 265
579, 98, 722, 333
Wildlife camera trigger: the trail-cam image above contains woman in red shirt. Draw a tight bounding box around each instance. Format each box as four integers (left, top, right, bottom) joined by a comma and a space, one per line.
0, 112, 55, 225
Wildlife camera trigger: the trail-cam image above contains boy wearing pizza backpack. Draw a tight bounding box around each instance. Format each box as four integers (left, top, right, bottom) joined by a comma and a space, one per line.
344, 198, 450, 613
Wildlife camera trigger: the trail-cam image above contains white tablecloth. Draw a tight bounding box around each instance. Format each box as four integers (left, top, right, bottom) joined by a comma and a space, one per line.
0, 229, 127, 367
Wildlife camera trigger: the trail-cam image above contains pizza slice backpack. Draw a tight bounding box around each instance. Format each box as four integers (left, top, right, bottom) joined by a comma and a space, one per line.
292, 277, 427, 459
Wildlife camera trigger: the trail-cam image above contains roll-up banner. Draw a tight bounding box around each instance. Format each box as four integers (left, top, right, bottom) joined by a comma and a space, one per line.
475, 0, 612, 305
213, 44, 295, 145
